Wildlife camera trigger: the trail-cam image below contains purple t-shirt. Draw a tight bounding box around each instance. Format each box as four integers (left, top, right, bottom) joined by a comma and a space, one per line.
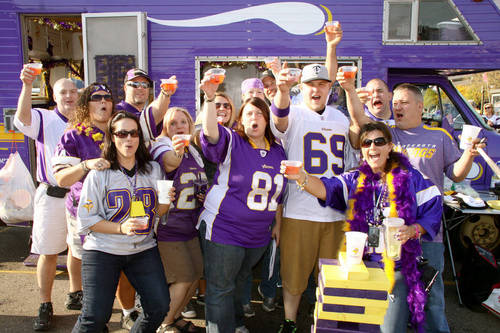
53, 127, 104, 217
116, 100, 161, 138
152, 140, 206, 242
198, 125, 287, 248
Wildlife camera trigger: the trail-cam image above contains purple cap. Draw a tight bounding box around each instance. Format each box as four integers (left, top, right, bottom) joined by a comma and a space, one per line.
241, 78, 264, 95
124, 68, 152, 85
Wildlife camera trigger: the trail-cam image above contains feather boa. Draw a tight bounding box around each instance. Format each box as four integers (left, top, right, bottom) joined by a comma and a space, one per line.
345, 153, 426, 332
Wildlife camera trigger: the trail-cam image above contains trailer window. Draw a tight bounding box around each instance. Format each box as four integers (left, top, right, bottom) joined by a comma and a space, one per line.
421, 84, 464, 131
384, 0, 479, 44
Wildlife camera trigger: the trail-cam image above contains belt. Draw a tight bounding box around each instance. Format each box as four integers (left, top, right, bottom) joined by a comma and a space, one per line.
42, 183, 70, 198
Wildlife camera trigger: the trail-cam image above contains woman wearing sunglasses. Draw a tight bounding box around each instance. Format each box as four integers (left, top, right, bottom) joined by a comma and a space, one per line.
53, 83, 139, 330
282, 122, 443, 333
72, 111, 170, 332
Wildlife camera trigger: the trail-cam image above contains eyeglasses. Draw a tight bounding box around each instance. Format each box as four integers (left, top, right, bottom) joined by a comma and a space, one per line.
485, 107, 492, 109
215, 102, 230, 109
127, 82, 150, 89
90, 94, 112, 102
113, 129, 140, 138
361, 137, 388, 148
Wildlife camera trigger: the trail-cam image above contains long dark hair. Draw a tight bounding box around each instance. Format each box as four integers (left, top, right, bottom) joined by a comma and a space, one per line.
102, 111, 152, 174
235, 97, 276, 145
359, 121, 403, 173
71, 82, 115, 127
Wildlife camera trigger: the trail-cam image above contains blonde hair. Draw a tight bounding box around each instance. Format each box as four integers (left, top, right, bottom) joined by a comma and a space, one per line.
161, 106, 195, 138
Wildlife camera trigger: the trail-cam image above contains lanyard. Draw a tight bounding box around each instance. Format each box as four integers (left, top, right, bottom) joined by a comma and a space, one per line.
121, 162, 138, 200
371, 182, 387, 226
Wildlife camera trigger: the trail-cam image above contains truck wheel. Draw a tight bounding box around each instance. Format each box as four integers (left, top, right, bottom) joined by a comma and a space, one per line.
458, 215, 500, 255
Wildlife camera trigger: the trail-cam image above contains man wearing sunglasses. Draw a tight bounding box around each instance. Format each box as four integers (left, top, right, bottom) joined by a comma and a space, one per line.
14, 67, 81, 331
116, 68, 176, 140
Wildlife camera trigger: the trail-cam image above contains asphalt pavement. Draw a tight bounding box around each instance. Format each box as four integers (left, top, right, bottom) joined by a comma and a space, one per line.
1, 225, 499, 332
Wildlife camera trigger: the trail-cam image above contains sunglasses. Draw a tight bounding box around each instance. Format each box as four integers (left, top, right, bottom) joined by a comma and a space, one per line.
90, 94, 112, 102
361, 137, 388, 148
215, 102, 230, 109
113, 129, 140, 138
127, 82, 150, 89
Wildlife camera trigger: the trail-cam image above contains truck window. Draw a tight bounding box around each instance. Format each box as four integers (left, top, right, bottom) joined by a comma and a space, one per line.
420, 84, 464, 130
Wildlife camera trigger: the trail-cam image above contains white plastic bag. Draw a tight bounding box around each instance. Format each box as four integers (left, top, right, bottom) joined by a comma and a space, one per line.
0, 152, 36, 223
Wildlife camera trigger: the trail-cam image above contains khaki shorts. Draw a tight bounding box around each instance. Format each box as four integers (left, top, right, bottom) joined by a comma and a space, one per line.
31, 185, 68, 255
280, 218, 345, 295
66, 210, 84, 260
158, 237, 203, 284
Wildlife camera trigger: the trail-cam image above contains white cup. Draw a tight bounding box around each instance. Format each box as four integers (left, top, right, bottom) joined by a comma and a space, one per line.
345, 231, 368, 265
383, 217, 405, 261
157, 180, 174, 204
460, 124, 481, 150
135, 216, 149, 229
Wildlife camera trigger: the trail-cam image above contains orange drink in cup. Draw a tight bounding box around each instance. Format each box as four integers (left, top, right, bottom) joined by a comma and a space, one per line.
325, 21, 340, 33
160, 78, 177, 93
28, 63, 43, 76
340, 66, 357, 79
287, 68, 302, 82
283, 160, 302, 175
174, 134, 192, 147
208, 68, 226, 84
264, 57, 276, 69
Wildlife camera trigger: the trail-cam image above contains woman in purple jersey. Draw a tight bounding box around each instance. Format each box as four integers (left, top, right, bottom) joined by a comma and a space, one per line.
53, 83, 139, 329
153, 107, 205, 333
199, 74, 286, 333
283, 122, 442, 333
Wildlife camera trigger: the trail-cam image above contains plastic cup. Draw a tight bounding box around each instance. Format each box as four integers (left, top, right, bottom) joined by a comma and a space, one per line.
383, 217, 405, 261
283, 160, 303, 175
287, 68, 302, 82
207, 68, 226, 84
28, 63, 43, 75
264, 57, 277, 69
460, 124, 481, 150
174, 134, 191, 147
345, 231, 368, 265
160, 78, 177, 92
340, 66, 357, 79
358, 87, 372, 97
135, 216, 149, 229
325, 20, 340, 32
157, 180, 174, 204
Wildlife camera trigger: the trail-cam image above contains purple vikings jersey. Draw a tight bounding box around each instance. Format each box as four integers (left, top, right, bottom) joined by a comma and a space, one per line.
116, 100, 161, 139
150, 138, 206, 242
77, 162, 162, 255
52, 128, 104, 217
199, 125, 287, 248
13, 108, 68, 185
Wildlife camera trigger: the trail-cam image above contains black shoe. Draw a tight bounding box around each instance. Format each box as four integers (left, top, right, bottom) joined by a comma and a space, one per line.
120, 310, 139, 330
65, 290, 83, 310
277, 319, 297, 333
33, 302, 53, 331
196, 294, 205, 306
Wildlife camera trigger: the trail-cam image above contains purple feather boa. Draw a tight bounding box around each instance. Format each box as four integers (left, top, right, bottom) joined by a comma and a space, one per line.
348, 153, 426, 332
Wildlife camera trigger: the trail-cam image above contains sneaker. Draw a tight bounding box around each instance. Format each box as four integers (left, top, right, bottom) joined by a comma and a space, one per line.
242, 303, 255, 318
65, 290, 83, 310
33, 302, 53, 331
121, 310, 139, 330
196, 294, 205, 306
258, 285, 276, 312
235, 326, 249, 333
181, 300, 197, 318
277, 319, 297, 333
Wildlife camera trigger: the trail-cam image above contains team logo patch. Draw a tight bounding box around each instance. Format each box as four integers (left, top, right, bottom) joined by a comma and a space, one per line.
260, 150, 267, 158
83, 199, 94, 212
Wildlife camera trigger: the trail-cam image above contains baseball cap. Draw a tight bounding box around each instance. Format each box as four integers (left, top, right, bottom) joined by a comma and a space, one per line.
124, 68, 153, 85
241, 78, 264, 94
260, 69, 275, 80
301, 64, 331, 83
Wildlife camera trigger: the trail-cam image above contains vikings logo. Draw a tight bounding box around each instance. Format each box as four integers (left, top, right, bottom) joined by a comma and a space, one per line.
83, 199, 94, 212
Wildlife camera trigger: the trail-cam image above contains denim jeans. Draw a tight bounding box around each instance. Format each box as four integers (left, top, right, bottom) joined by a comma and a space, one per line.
381, 271, 409, 333
422, 241, 450, 333
72, 247, 170, 333
203, 238, 267, 333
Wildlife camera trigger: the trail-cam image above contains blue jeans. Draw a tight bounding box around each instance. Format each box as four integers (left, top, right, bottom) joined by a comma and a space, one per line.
381, 271, 409, 333
72, 247, 170, 333
204, 239, 267, 333
422, 241, 450, 333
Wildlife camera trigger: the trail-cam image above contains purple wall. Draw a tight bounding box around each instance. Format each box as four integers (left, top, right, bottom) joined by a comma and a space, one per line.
1, 0, 500, 169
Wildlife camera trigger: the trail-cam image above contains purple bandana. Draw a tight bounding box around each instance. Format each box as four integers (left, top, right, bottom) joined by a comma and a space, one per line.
241, 78, 264, 94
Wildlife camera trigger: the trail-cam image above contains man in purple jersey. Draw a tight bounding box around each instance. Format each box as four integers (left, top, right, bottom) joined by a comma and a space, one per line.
14, 66, 79, 331
116, 68, 176, 138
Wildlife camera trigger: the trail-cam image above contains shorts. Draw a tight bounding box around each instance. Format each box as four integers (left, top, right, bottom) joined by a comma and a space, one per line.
31, 184, 68, 255
280, 218, 345, 295
66, 210, 84, 260
158, 237, 203, 284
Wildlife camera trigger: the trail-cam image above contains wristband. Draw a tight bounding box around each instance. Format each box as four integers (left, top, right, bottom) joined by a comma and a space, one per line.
271, 103, 290, 118
81, 161, 90, 173
205, 96, 215, 102
297, 173, 308, 191
413, 225, 421, 240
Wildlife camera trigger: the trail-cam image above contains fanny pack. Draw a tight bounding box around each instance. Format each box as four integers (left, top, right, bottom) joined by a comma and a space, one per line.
45, 184, 70, 198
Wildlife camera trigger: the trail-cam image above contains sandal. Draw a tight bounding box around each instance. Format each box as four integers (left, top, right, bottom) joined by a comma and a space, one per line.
173, 317, 200, 333
157, 323, 179, 333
